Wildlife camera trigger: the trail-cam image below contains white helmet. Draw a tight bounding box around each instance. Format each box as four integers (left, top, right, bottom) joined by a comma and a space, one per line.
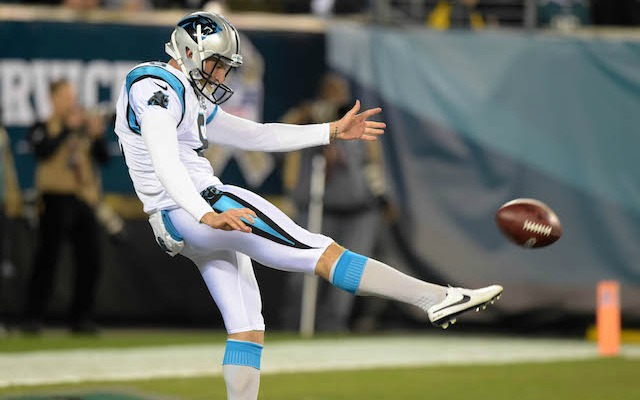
165, 11, 243, 105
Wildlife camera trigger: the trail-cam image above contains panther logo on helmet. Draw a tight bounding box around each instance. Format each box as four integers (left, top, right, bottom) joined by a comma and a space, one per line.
165, 11, 243, 105
179, 14, 221, 40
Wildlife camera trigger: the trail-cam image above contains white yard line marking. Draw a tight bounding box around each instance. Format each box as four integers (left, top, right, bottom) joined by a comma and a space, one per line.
1, 335, 637, 388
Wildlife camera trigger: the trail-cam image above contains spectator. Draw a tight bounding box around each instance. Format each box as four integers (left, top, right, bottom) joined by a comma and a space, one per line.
281, 0, 367, 14
427, 0, 486, 30
0, 114, 23, 332
537, 0, 590, 28
22, 79, 108, 335
280, 73, 390, 332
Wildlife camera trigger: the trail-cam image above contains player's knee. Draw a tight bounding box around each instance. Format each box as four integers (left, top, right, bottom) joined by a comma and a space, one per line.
228, 330, 264, 345
314, 242, 346, 280
315, 243, 369, 295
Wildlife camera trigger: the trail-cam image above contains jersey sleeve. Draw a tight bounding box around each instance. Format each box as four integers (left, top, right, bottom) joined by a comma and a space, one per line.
207, 107, 330, 152
125, 66, 187, 134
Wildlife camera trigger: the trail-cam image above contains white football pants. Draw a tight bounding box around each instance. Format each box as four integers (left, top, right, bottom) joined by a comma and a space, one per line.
167, 184, 333, 334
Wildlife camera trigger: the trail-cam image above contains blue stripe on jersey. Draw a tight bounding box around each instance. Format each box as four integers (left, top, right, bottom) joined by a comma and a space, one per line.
125, 65, 186, 134
212, 194, 295, 246
206, 104, 219, 125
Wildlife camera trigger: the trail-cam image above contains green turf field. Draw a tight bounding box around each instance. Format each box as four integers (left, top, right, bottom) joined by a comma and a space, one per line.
0, 329, 233, 353
0, 329, 327, 353
0, 358, 638, 400
1, 330, 638, 400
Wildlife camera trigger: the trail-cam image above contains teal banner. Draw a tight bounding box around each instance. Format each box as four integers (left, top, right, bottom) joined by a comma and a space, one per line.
329, 25, 640, 319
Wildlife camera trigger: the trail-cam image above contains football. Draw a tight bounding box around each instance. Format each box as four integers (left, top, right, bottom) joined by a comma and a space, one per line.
495, 198, 562, 248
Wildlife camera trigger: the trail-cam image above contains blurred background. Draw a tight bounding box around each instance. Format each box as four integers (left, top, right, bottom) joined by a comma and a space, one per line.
0, 0, 640, 398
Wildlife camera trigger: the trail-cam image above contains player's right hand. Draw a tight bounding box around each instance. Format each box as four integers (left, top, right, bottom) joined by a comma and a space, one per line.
331, 100, 385, 142
200, 209, 256, 233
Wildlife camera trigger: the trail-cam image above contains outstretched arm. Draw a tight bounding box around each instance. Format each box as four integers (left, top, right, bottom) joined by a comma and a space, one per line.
207, 100, 385, 152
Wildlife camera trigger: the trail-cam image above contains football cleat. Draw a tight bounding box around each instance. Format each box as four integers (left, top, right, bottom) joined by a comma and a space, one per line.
427, 285, 503, 329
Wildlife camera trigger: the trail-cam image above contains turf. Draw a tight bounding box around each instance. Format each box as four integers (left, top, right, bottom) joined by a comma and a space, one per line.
0, 358, 638, 400
0, 330, 310, 353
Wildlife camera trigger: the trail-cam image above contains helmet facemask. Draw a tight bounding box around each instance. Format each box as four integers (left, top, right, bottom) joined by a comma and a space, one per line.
191, 55, 236, 105
166, 12, 243, 106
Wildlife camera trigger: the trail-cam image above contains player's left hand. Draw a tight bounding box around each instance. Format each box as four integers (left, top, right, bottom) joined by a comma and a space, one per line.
331, 100, 386, 142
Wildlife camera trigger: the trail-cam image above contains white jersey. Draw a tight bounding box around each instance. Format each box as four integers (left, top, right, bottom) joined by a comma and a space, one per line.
115, 61, 220, 214
115, 60, 330, 216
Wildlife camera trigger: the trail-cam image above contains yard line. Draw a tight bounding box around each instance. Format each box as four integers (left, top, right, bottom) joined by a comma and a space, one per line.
1, 335, 637, 388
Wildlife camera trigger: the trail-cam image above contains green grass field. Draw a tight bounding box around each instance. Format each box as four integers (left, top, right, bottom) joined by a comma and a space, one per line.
1, 330, 639, 400
0, 329, 234, 353
1, 359, 638, 400
0, 329, 332, 352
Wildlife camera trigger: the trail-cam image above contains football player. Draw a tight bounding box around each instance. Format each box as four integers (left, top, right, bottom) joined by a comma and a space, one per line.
114, 11, 503, 400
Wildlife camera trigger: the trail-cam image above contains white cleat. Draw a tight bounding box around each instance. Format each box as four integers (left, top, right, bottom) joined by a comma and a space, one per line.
427, 284, 503, 328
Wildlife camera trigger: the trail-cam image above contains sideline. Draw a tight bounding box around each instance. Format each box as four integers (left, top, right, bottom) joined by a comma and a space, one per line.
1, 335, 639, 388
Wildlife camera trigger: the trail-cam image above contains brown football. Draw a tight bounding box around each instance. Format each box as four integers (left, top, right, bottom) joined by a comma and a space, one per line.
495, 198, 562, 248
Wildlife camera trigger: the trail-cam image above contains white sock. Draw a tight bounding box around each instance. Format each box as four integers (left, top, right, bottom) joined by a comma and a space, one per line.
330, 251, 447, 312
223, 364, 261, 400
222, 339, 262, 400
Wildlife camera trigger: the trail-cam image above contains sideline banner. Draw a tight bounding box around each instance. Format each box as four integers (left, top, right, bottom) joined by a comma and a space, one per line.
329, 25, 640, 318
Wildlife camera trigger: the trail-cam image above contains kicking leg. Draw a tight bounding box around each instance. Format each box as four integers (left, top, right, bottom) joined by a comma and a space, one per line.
172, 185, 502, 330
314, 243, 503, 329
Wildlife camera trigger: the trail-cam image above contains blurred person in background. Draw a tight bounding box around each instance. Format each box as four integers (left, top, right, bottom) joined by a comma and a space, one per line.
22, 79, 109, 335
18, 0, 153, 12
114, 11, 502, 399
280, 73, 389, 332
61, 0, 100, 10
280, 0, 367, 14
427, 0, 488, 29
537, 0, 590, 28
0, 112, 23, 332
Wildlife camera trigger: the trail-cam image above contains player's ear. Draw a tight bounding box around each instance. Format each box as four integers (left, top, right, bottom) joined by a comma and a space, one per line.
185, 48, 193, 58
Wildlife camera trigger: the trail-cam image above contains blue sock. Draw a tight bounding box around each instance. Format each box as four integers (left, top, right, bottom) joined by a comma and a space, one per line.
330, 250, 368, 294
223, 339, 263, 370
331, 253, 447, 311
